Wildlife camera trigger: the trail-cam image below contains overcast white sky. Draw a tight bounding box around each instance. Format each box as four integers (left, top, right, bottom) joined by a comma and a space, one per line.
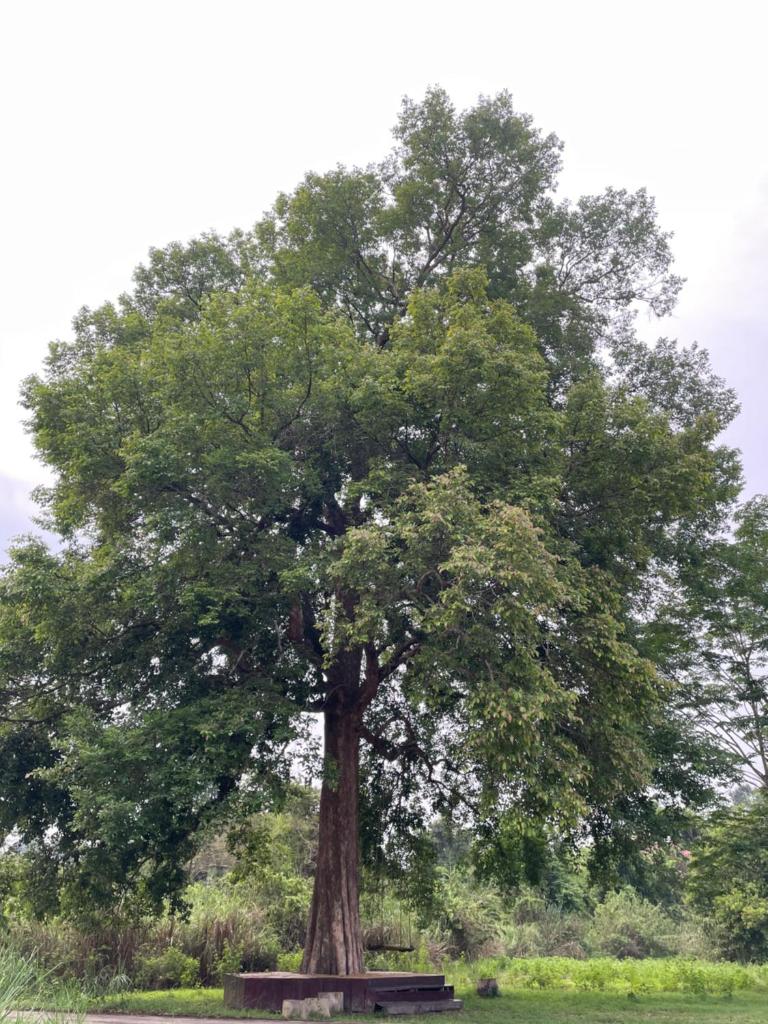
1, 0, 766, 555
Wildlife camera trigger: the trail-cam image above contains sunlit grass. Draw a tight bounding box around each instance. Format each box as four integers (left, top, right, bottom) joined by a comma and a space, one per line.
12, 954, 768, 1023
91, 987, 768, 1024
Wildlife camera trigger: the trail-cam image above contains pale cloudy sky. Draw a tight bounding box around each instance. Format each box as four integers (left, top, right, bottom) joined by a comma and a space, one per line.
1, 0, 766, 555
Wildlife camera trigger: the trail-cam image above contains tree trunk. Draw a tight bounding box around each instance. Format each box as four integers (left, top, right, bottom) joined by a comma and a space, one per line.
302, 706, 365, 974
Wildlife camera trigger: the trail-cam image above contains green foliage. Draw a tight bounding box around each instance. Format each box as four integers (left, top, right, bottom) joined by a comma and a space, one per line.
0, 88, 742, 923
422, 867, 504, 958
0, 944, 40, 1019
687, 793, 768, 961
4, 912, 139, 991
445, 955, 768, 997
711, 886, 768, 964
586, 889, 679, 959
0, 852, 25, 928
663, 496, 768, 788
360, 865, 712, 965
0, 941, 106, 1016
170, 879, 281, 978
133, 946, 199, 990
261, 88, 683, 369
226, 788, 315, 949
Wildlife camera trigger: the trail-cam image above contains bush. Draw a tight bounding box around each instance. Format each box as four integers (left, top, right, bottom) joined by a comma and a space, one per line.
428, 868, 506, 958
276, 949, 304, 972
6, 916, 143, 988
133, 947, 199, 990
587, 888, 678, 958
181, 879, 280, 980
503, 892, 588, 958
211, 939, 246, 983
712, 884, 768, 963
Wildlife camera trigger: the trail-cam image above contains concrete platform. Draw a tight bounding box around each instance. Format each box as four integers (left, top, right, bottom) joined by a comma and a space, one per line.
224, 971, 457, 1012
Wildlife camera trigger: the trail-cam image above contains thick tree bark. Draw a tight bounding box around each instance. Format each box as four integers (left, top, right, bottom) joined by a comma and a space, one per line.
301, 704, 365, 975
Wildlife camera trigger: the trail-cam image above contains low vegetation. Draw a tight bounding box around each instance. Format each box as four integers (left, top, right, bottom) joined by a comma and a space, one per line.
0, 873, 718, 992
9, 955, 768, 1024
3, 791, 768, 1001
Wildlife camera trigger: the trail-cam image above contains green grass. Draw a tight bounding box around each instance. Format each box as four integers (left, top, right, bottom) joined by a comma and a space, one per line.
0, 947, 38, 1018
443, 955, 768, 995
1, 944, 89, 1020
89, 988, 768, 1023
455, 991, 767, 1023
92, 989, 280, 1018
20, 957, 768, 1023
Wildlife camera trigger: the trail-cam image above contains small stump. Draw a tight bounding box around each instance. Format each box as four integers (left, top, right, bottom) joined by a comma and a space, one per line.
476, 978, 499, 998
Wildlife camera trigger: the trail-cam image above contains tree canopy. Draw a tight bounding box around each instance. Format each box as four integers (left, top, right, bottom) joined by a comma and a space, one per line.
0, 88, 741, 971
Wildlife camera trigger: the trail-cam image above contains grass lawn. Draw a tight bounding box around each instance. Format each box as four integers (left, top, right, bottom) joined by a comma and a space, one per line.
92, 989, 280, 1019
89, 987, 768, 1023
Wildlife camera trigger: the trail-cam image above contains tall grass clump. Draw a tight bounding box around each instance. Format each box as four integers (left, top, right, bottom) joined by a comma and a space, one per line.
0, 944, 39, 1019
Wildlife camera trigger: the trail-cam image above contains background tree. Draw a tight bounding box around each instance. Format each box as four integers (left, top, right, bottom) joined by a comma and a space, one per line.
691, 497, 768, 787
649, 496, 768, 789
687, 792, 768, 961
0, 90, 740, 975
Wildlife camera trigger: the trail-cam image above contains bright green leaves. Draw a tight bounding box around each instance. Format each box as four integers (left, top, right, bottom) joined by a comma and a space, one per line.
328, 461, 659, 830
348, 269, 561, 508
402, 474, 576, 811
326, 465, 562, 654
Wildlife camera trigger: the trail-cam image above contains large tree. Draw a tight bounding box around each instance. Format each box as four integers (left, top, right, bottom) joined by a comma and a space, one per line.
0, 90, 739, 973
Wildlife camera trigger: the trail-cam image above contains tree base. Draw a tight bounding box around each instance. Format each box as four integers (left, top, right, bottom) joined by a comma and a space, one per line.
223, 971, 459, 1012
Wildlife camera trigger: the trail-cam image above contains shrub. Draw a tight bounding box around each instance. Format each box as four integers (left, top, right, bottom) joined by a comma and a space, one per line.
211, 940, 246, 983
181, 880, 280, 980
276, 949, 303, 972
506, 892, 588, 958
253, 869, 312, 949
7, 916, 144, 987
430, 868, 505, 958
587, 888, 678, 958
133, 947, 199, 990
712, 884, 768, 963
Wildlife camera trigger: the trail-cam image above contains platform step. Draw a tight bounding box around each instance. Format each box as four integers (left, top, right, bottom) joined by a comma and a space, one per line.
372, 987, 454, 1000
375, 998, 463, 1015
367, 975, 446, 990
